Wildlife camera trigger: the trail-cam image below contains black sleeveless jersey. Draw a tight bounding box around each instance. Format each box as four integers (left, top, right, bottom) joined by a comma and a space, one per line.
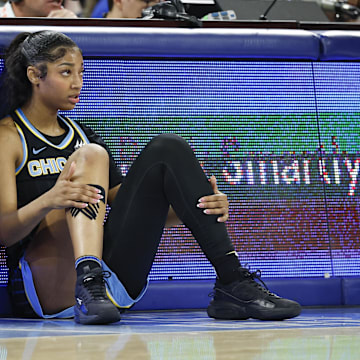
6, 108, 123, 271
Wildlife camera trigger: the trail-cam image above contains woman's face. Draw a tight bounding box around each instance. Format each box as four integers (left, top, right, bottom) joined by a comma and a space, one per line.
21, 0, 63, 17
121, 0, 160, 18
35, 47, 84, 111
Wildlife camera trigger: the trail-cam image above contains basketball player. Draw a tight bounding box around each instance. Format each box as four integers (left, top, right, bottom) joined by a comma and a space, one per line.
0, 30, 301, 325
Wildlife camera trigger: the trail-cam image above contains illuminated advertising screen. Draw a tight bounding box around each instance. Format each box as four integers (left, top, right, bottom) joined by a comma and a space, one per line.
1, 59, 359, 282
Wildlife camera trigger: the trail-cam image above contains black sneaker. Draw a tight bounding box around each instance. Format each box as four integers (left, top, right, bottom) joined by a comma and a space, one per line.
75, 266, 120, 325
207, 267, 301, 321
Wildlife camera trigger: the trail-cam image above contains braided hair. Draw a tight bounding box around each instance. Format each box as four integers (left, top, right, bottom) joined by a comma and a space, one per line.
0, 30, 80, 118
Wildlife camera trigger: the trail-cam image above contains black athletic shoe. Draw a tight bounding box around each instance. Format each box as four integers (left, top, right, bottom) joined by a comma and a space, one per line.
74, 267, 120, 325
207, 267, 302, 321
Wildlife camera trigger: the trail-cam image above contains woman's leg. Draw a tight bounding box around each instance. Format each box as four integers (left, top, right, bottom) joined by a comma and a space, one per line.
104, 134, 301, 321
24, 209, 77, 314
103, 134, 238, 299
25, 144, 119, 323
65, 143, 109, 260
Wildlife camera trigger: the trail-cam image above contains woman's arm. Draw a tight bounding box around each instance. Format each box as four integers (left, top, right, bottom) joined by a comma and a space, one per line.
0, 120, 47, 246
0, 121, 105, 247
165, 176, 229, 227
196, 175, 229, 223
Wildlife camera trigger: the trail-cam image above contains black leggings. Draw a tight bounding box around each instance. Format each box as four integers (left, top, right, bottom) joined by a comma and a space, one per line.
103, 134, 235, 299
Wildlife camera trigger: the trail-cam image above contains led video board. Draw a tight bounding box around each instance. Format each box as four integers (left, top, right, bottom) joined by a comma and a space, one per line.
1, 59, 359, 282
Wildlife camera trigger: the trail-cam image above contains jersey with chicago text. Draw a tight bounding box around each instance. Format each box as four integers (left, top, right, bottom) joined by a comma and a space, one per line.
6, 108, 123, 271
12, 108, 123, 208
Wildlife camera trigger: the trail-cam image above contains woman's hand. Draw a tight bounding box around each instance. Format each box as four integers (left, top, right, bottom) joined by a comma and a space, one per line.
197, 175, 229, 223
43, 162, 103, 210
47, 8, 78, 18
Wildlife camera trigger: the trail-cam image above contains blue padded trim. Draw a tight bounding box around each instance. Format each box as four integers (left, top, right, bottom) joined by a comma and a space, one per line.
4, 26, 360, 60
319, 30, 360, 60
132, 278, 344, 310
342, 278, 360, 306
0, 278, 356, 315
263, 278, 343, 306
132, 280, 214, 311
0, 26, 320, 59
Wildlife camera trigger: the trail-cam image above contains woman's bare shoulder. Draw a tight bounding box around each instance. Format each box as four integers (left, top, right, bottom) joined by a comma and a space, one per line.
0, 116, 16, 129
0, 116, 22, 154
0, 116, 18, 135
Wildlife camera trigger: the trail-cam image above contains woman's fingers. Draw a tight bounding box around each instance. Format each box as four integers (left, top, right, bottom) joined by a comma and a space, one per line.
198, 194, 227, 204
58, 161, 76, 181
65, 184, 103, 204
49, 181, 104, 209
200, 205, 229, 222
216, 213, 229, 223
209, 175, 219, 193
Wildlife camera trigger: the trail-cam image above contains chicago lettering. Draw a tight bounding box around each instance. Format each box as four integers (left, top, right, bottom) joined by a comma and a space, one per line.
28, 157, 67, 177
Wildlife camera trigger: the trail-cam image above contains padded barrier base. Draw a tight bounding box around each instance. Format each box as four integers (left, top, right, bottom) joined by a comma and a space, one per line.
1, 278, 359, 316
0, 286, 11, 317
133, 277, 358, 310
342, 278, 360, 306
132, 277, 346, 311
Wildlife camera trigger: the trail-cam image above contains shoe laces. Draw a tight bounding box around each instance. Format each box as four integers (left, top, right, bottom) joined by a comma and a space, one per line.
240, 267, 276, 297
211, 266, 277, 302
82, 270, 111, 300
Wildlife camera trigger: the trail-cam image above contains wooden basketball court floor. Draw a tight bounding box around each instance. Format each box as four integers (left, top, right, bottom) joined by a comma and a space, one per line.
0, 307, 359, 359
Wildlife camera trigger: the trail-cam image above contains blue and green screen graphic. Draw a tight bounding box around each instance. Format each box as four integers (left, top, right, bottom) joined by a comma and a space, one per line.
1, 59, 360, 283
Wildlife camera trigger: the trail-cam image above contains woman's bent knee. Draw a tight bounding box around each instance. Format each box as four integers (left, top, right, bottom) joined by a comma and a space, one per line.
148, 133, 191, 155
70, 143, 109, 166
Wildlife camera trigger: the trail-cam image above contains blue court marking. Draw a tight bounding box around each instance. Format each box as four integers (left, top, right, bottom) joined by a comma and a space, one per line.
0, 308, 359, 339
